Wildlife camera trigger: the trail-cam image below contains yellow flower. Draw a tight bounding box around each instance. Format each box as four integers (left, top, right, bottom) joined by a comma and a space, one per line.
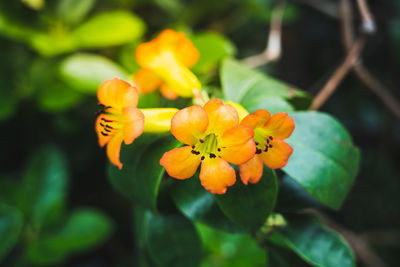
134, 29, 201, 99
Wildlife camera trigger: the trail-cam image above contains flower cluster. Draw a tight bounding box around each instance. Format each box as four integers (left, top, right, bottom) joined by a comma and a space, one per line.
95, 29, 295, 194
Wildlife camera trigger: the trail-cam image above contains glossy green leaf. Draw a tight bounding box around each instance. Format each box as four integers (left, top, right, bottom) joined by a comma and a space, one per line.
282, 111, 360, 209
192, 32, 236, 73
0, 204, 23, 262
18, 146, 68, 230
141, 210, 202, 267
215, 168, 278, 230
108, 134, 180, 211
59, 53, 128, 94
171, 175, 242, 233
71, 10, 145, 49
27, 209, 113, 265
197, 223, 266, 267
221, 58, 297, 112
270, 215, 355, 267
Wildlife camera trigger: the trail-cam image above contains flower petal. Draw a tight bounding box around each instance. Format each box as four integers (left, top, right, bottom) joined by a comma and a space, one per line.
171, 106, 208, 145
240, 109, 271, 130
259, 138, 293, 169
225, 101, 249, 121
203, 99, 239, 136
134, 69, 163, 94
121, 107, 144, 144
239, 155, 263, 185
95, 114, 114, 147
160, 146, 201, 180
199, 158, 236, 194
97, 77, 139, 109
263, 112, 295, 139
220, 125, 256, 165
160, 84, 179, 100
154, 29, 199, 68
106, 133, 124, 170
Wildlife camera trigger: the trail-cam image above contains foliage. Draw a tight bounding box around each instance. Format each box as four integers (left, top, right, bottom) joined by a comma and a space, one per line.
1, 0, 399, 266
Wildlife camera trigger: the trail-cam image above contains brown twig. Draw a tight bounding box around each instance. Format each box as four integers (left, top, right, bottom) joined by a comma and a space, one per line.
310, 37, 365, 110
340, 0, 400, 118
356, 0, 376, 33
242, 0, 285, 68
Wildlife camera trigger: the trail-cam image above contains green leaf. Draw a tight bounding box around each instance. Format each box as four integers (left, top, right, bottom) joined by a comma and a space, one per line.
267, 245, 312, 267
282, 111, 360, 209
192, 32, 236, 73
139, 209, 202, 267
37, 82, 83, 112
0, 204, 23, 262
244, 96, 294, 114
215, 168, 278, 230
27, 209, 114, 265
59, 53, 128, 94
276, 176, 322, 213
221, 58, 298, 113
108, 134, 180, 211
57, 0, 95, 25
197, 223, 267, 267
18, 146, 68, 230
71, 10, 145, 49
270, 215, 355, 267
171, 175, 242, 233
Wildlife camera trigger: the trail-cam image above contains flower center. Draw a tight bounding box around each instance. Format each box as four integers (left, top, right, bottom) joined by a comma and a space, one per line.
97, 104, 122, 137
190, 133, 222, 160
254, 128, 274, 154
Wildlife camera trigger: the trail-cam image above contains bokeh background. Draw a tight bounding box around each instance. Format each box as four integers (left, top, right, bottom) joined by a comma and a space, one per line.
0, 0, 399, 266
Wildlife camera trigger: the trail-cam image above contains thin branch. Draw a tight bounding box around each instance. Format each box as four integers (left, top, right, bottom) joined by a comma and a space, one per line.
356, 0, 376, 33
242, 0, 285, 68
310, 38, 365, 110
340, 0, 400, 118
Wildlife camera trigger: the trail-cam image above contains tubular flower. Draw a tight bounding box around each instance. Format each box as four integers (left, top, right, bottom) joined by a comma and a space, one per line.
239, 110, 295, 185
95, 77, 144, 170
134, 29, 201, 99
160, 99, 256, 194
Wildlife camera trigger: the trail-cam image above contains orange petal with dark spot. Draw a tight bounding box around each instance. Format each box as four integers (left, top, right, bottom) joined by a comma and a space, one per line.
220, 125, 256, 165
263, 112, 295, 139
259, 138, 293, 169
171, 105, 208, 145
160, 146, 201, 180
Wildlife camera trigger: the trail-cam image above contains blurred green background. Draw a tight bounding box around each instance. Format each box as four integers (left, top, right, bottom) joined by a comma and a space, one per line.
0, 0, 399, 266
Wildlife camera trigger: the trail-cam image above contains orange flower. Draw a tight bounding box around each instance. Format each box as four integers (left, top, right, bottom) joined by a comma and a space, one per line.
160, 99, 256, 194
95, 77, 144, 169
134, 29, 201, 100
239, 110, 295, 185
